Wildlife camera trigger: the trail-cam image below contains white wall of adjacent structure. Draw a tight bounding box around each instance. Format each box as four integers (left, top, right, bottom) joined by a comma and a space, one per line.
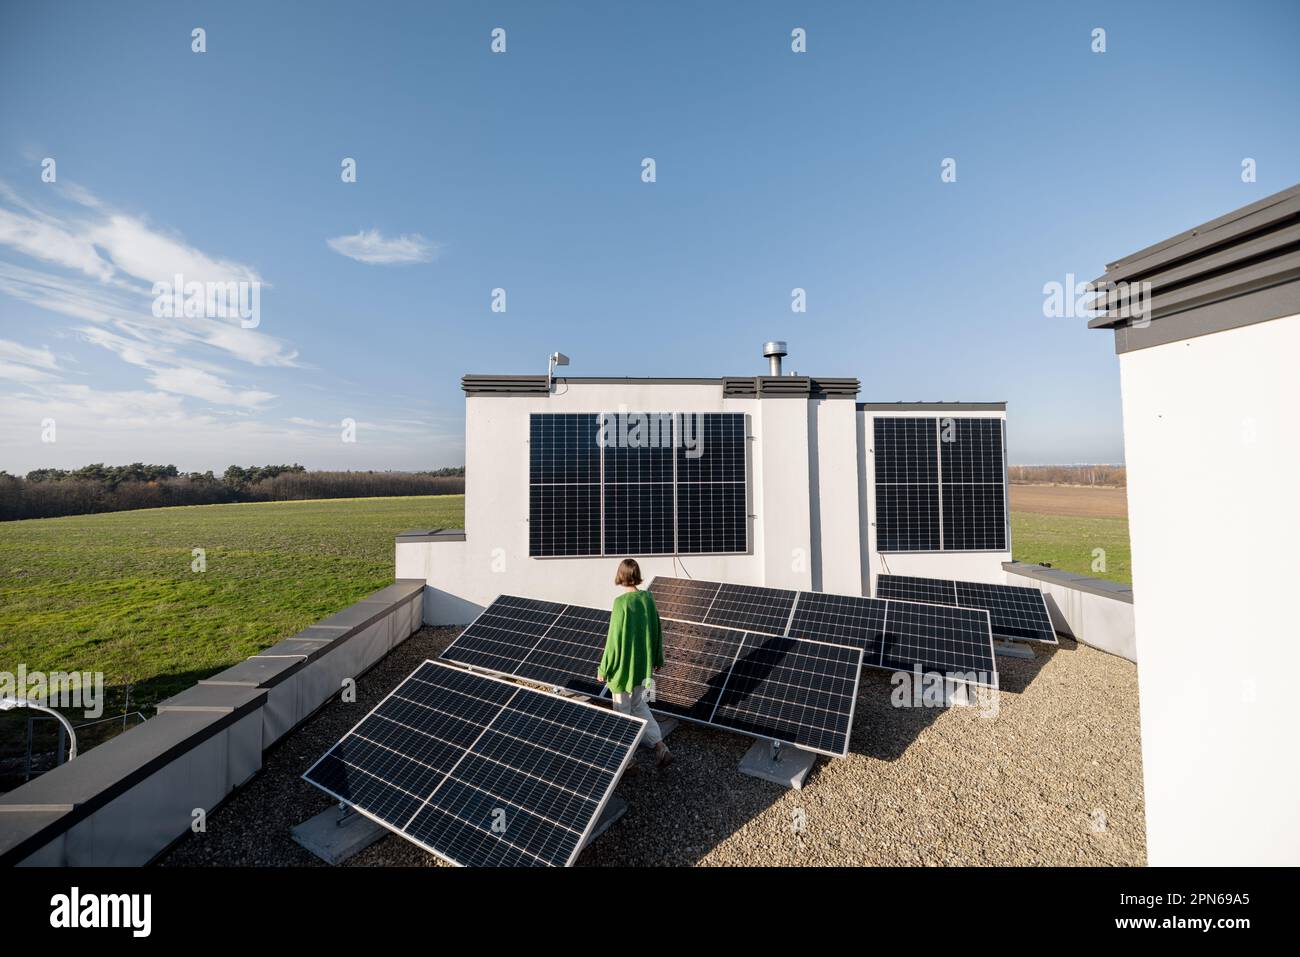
1118, 312, 1300, 866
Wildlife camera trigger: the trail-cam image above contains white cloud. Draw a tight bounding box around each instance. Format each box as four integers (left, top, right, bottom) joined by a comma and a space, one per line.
326, 229, 438, 265
146, 367, 276, 409
0, 338, 59, 383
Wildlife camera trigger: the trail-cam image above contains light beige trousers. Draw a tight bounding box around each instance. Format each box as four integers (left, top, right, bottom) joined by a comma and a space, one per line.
612, 686, 663, 746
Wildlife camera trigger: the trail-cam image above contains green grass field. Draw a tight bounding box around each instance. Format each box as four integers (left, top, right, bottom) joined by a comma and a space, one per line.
1011, 512, 1132, 585
0, 496, 462, 709
1, 492, 1128, 714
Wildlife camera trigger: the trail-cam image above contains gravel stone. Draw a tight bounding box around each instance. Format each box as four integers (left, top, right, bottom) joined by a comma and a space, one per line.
160, 626, 1145, 866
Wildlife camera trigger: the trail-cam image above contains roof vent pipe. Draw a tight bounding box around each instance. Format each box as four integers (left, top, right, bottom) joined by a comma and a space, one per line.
762, 340, 788, 376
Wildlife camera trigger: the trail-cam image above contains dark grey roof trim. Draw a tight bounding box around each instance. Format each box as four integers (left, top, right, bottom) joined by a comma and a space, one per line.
1099, 184, 1300, 282
1090, 184, 1300, 353
396, 528, 467, 543
857, 401, 1007, 412
462, 374, 549, 395
464, 374, 860, 397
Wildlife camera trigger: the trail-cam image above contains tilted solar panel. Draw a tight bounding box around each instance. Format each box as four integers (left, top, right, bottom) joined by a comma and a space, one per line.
955, 580, 1055, 644
879, 600, 997, 684
303, 661, 644, 867
647, 577, 722, 623
440, 594, 861, 756
875, 574, 957, 606
712, 634, 860, 756
877, 573, 1056, 645
705, 582, 797, 634
654, 576, 999, 688
439, 595, 566, 675
787, 591, 889, 661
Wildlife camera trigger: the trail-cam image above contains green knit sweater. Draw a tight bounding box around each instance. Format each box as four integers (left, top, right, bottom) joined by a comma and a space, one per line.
598, 590, 664, 694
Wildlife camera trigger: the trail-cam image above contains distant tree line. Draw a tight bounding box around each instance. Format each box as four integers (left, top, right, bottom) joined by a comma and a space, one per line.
0, 464, 465, 521
1008, 465, 1126, 487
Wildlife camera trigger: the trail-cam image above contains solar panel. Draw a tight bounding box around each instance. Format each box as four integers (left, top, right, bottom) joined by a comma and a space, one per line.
439, 595, 567, 675
653, 576, 998, 689
875, 574, 957, 606
441, 594, 862, 757
786, 591, 889, 660
646, 577, 722, 626
653, 618, 746, 721
676, 412, 747, 554
871, 415, 1008, 553
878, 600, 997, 684
517, 605, 612, 695
529, 412, 747, 557
705, 583, 797, 634
878, 574, 1057, 645
303, 661, 644, 867
873, 417, 941, 551
711, 634, 860, 756
602, 412, 675, 555
530, 414, 601, 557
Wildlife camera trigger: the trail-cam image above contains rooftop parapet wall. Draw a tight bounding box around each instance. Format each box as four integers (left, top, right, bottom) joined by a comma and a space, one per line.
1002, 562, 1135, 662
0, 580, 425, 867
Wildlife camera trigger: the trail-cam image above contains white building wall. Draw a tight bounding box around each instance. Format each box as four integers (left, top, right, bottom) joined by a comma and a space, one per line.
814, 399, 863, 595
1119, 312, 1300, 865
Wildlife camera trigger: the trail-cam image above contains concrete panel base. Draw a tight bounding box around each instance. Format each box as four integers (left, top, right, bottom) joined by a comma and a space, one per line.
291, 806, 388, 865
737, 740, 817, 789
993, 640, 1036, 660
581, 796, 627, 850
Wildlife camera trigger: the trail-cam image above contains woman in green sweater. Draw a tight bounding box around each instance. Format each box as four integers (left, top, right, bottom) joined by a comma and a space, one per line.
598, 559, 673, 768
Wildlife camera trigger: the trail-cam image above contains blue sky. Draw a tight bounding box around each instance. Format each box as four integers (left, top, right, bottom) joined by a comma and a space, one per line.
1, 0, 1297, 472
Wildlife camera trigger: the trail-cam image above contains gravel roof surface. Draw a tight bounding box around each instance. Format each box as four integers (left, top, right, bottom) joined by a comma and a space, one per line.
159, 625, 1145, 867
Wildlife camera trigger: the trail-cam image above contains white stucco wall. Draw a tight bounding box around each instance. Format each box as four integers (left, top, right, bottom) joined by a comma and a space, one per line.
859, 409, 1012, 594
1119, 312, 1300, 865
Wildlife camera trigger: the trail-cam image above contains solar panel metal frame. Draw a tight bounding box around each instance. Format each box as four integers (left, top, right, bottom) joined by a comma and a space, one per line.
302, 659, 645, 867
652, 576, 999, 690
442, 593, 863, 758
876, 573, 1057, 646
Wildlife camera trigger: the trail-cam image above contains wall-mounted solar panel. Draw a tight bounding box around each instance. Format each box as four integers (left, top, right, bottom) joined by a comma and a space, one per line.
676, 412, 748, 554
603, 412, 675, 555
877, 573, 1057, 645
940, 417, 1008, 551
528, 412, 747, 557
530, 414, 601, 557
871, 416, 1008, 553
873, 417, 941, 551
303, 661, 644, 867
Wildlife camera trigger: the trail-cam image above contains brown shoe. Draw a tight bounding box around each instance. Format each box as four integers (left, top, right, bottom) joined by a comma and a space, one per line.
655, 744, 674, 769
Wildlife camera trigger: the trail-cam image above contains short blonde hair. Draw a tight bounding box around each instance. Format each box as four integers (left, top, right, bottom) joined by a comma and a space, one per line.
614, 558, 643, 587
